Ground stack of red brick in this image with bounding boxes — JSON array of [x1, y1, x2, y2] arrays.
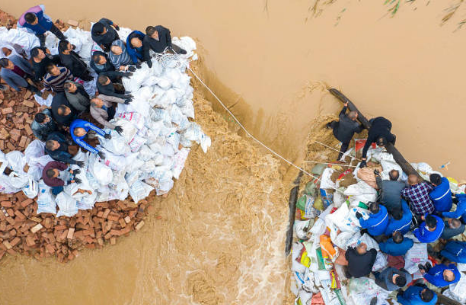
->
[[0, 10, 154, 263]]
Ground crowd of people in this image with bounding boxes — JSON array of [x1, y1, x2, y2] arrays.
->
[[326, 103, 465, 304], [0, 4, 186, 195]]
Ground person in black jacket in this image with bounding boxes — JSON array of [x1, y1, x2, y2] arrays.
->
[[345, 243, 377, 278], [45, 131, 84, 166], [30, 46, 61, 81], [96, 72, 133, 101], [58, 40, 93, 81], [90, 51, 115, 74], [327, 102, 364, 160], [51, 93, 79, 126], [143, 25, 186, 68], [91, 18, 120, 52], [360, 117, 396, 168]]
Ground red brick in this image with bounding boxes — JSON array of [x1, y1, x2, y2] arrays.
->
[[1, 107, 12, 114], [135, 221, 145, 231], [10, 237, 21, 247], [14, 210, 26, 220], [2, 241, 12, 250], [24, 124, 33, 136], [19, 136, 27, 148], [0, 201, 12, 208], [102, 209, 111, 219], [20, 198, 33, 208], [45, 244, 55, 254], [66, 228, 75, 239], [124, 216, 131, 224]]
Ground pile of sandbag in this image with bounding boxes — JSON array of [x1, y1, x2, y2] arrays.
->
[[291, 145, 466, 305], [0, 25, 211, 218]]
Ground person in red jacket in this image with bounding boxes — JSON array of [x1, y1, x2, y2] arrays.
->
[[42, 161, 81, 195]]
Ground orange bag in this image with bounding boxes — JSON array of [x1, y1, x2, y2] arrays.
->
[[320, 235, 336, 260]]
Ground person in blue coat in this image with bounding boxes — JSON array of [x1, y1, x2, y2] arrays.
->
[[385, 200, 412, 236], [126, 31, 146, 64], [429, 174, 453, 213], [380, 231, 414, 256], [17, 5, 66, 47], [356, 202, 389, 237], [414, 215, 444, 243], [396, 284, 437, 305], [70, 119, 110, 157], [0, 56, 39, 93], [443, 194, 466, 223], [419, 263, 461, 287], [440, 241, 466, 263]]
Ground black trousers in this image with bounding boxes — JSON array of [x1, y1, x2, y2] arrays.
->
[[330, 121, 350, 160], [36, 24, 66, 47]]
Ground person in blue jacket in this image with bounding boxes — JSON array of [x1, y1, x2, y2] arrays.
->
[[70, 119, 110, 157], [414, 215, 444, 243], [356, 202, 389, 237], [429, 174, 453, 213], [385, 200, 412, 236], [440, 241, 466, 263], [419, 262, 461, 287], [396, 284, 437, 305], [17, 5, 66, 47], [380, 231, 414, 256], [443, 194, 466, 223], [126, 31, 146, 64]]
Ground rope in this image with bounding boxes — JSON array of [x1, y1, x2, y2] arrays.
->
[[302, 160, 358, 168], [311, 140, 362, 162], [159, 51, 348, 193]]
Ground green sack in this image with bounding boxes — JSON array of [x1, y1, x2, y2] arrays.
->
[[297, 194, 310, 211], [304, 181, 318, 197], [311, 163, 327, 176], [358, 202, 368, 209], [316, 247, 326, 270]]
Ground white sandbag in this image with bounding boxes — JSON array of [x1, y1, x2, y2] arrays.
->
[[349, 277, 390, 305], [443, 275, 466, 303], [172, 148, 190, 179], [295, 220, 311, 240], [22, 178, 38, 199], [8, 172, 29, 189], [372, 252, 388, 272], [320, 168, 336, 190], [116, 112, 146, 130], [100, 130, 131, 156], [56, 192, 78, 217], [36, 180, 57, 214], [90, 156, 113, 186], [6, 151, 26, 173], [344, 181, 378, 204], [129, 180, 154, 203], [404, 242, 428, 274], [182, 122, 211, 153], [111, 118, 138, 143]]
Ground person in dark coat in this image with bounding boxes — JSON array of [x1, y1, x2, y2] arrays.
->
[[64, 81, 90, 112], [45, 132, 84, 166], [91, 18, 120, 52], [42, 160, 81, 195], [31, 109, 58, 141], [385, 200, 412, 236], [96, 72, 133, 101], [419, 262, 461, 287], [414, 214, 445, 243], [90, 51, 115, 74], [374, 267, 412, 291], [360, 117, 396, 167], [30, 47, 61, 81], [0, 56, 39, 93], [440, 218, 465, 240], [327, 102, 364, 160], [396, 284, 437, 305], [126, 30, 145, 64], [58, 40, 93, 81], [345, 243, 377, 278], [17, 5, 66, 47], [51, 93, 79, 126], [143, 25, 186, 68], [379, 231, 414, 257], [375, 169, 405, 213]]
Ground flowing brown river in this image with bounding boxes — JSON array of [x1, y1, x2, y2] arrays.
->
[[1, 0, 466, 304]]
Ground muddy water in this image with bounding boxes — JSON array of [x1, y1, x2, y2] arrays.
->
[[1, 0, 466, 304]]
